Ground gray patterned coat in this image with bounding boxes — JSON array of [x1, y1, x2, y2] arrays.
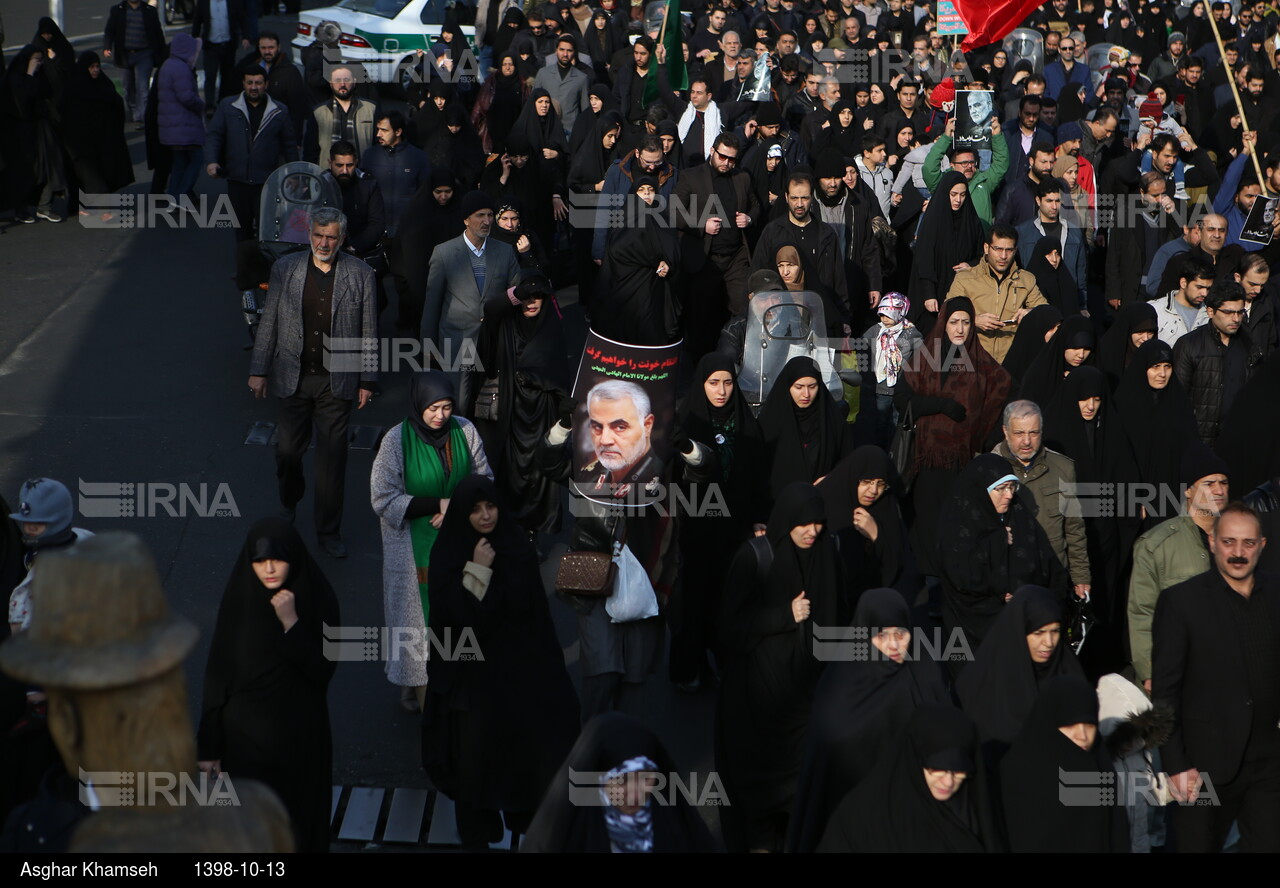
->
[[370, 419, 492, 687]]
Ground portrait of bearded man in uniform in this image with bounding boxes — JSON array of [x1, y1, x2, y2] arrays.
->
[[581, 379, 665, 497]]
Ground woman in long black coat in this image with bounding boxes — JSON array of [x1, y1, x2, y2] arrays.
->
[[936, 455, 1067, 660], [197, 518, 339, 852], [473, 275, 572, 534], [789, 587, 949, 852], [522, 712, 717, 852], [423, 475, 579, 849], [669, 352, 769, 689], [594, 176, 681, 344], [716, 482, 845, 852]]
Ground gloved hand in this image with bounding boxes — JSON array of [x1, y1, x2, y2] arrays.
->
[[940, 399, 967, 423]]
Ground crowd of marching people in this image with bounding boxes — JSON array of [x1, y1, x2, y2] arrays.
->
[[5, 0, 1280, 856]]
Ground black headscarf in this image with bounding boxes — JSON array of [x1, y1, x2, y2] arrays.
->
[[513, 87, 570, 157], [936, 456, 1067, 652], [568, 108, 623, 192], [492, 6, 526, 60], [817, 704, 998, 852], [759, 356, 848, 500], [1017, 314, 1095, 408], [1025, 235, 1080, 317], [198, 518, 339, 754], [677, 352, 760, 480], [1044, 366, 1136, 484], [823, 98, 860, 158], [1097, 300, 1158, 390], [789, 588, 949, 852], [816, 445, 908, 591], [408, 370, 457, 450], [1113, 338, 1198, 500], [1001, 304, 1063, 392], [907, 170, 985, 322], [956, 585, 1083, 744], [522, 712, 718, 852], [1001, 674, 1129, 852], [1056, 82, 1088, 124], [569, 82, 620, 154]]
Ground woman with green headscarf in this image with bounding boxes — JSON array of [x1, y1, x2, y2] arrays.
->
[[372, 371, 492, 713]]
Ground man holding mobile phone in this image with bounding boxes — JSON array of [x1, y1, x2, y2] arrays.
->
[[945, 223, 1047, 363]]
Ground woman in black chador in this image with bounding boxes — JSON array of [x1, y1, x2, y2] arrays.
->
[[1113, 338, 1198, 528], [521, 712, 716, 852], [669, 352, 768, 690], [789, 587, 949, 852], [817, 703, 1000, 852], [957, 585, 1083, 766], [474, 275, 571, 534], [594, 175, 681, 345], [422, 475, 579, 849], [816, 444, 918, 607], [935, 455, 1066, 660], [716, 482, 845, 853], [759, 355, 850, 504], [1001, 674, 1129, 852], [1044, 366, 1141, 676], [197, 518, 339, 852]]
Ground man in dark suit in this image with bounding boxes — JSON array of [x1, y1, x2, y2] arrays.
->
[[102, 0, 166, 124], [421, 191, 522, 414], [671, 132, 761, 359], [1153, 501, 1280, 852], [248, 208, 378, 558]]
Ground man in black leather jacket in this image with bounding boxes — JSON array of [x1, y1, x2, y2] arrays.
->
[[1173, 280, 1264, 446]]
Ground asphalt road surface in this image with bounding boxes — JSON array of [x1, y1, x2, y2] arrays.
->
[[0, 86, 718, 852]]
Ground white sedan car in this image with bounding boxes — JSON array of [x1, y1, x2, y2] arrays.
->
[[293, 0, 476, 87]]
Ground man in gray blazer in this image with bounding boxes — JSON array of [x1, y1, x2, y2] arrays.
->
[[249, 207, 378, 558], [421, 191, 521, 414]]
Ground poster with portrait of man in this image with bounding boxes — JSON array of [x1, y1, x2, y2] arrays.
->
[[571, 331, 681, 507], [954, 90, 995, 152], [1240, 195, 1279, 246]]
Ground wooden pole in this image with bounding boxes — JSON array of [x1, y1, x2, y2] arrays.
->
[[1207, 11, 1272, 195]]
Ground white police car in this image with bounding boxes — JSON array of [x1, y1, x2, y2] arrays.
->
[[293, 0, 476, 86]]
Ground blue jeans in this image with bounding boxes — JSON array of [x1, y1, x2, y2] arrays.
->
[[119, 49, 155, 122], [169, 147, 203, 200], [477, 45, 493, 79]]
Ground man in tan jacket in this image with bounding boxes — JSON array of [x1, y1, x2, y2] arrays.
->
[[945, 223, 1047, 362]]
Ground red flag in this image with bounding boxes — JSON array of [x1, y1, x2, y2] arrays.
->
[[955, 0, 1045, 50]]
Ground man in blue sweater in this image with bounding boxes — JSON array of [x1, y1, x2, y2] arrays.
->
[[361, 110, 432, 332]]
